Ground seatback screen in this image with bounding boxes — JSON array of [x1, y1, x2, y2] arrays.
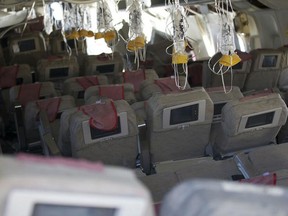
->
[[18, 39, 36, 52], [96, 64, 115, 74], [245, 111, 274, 128], [33, 204, 116, 216], [170, 104, 199, 125], [49, 67, 69, 78], [261, 55, 278, 68]]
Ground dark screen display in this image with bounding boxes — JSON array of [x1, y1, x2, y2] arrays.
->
[[18, 39, 36, 52], [213, 103, 226, 116], [261, 55, 278, 68], [245, 111, 274, 129], [170, 104, 199, 125], [33, 203, 116, 216], [61, 39, 75, 51], [96, 64, 115, 74], [90, 116, 121, 139], [49, 67, 69, 78]]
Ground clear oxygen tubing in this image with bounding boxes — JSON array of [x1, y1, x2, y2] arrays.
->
[[95, 0, 119, 52], [208, 0, 240, 94], [126, 0, 146, 70], [166, 0, 189, 90]]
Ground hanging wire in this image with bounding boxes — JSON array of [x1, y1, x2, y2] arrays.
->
[[95, 0, 119, 52], [165, 0, 189, 90], [126, 0, 146, 70], [208, 0, 241, 93]]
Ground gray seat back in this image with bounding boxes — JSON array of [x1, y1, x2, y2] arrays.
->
[[146, 87, 213, 163], [212, 93, 288, 156], [69, 100, 139, 168], [244, 49, 283, 91]]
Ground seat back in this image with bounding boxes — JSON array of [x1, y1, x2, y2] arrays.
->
[[0, 155, 154, 216], [0, 64, 32, 124], [83, 52, 124, 83], [206, 51, 252, 90], [115, 69, 159, 101], [8, 32, 47, 68], [206, 86, 243, 122], [63, 75, 109, 105], [69, 100, 139, 168], [84, 83, 136, 105], [24, 95, 76, 143], [243, 49, 283, 91], [212, 93, 288, 156], [36, 55, 79, 92], [140, 76, 190, 101], [9, 82, 57, 107], [146, 88, 213, 163], [160, 180, 288, 216]]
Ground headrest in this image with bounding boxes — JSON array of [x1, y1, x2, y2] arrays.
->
[[123, 69, 146, 92], [99, 85, 125, 100], [235, 49, 252, 62], [76, 76, 99, 90], [239, 91, 274, 102], [36, 97, 61, 122], [0, 65, 19, 88], [154, 77, 180, 94], [79, 100, 118, 130], [17, 83, 42, 106]]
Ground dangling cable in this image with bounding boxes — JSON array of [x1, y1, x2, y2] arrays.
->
[[209, 0, 241, 93], [95, 0, 118, 53], [126, 0, 146, 70], [166, 0, 189, 90]]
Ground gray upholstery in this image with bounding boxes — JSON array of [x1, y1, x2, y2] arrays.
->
[[9, 82, 58, 105], [206, 86, 243, 106], [83, 52, 124, 83], [146, 87, 213, 163], [235, 143, 288, 176], [8, 32, 47, 68], [206, 86, 244, 150], [114, 69, 159, 101], [140, 76, 190, 101], [36, 55, 79, 82], [24, 95, 76, 143], [57, 107, 78, 156], [243, 49, 283, 91], [84, 83, 136, 105], [69, 100, 139, 168], [212, 93, 288, 156], [63, 75, 109, 106]]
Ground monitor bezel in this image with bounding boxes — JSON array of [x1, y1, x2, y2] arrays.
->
[[258, 53, 282, 70], [162, 100, 206, 129], [238, 107, 282, 133], [11, 37, 41, 54], [4, 189, 146, 216], [82, 112, 128, 144]]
